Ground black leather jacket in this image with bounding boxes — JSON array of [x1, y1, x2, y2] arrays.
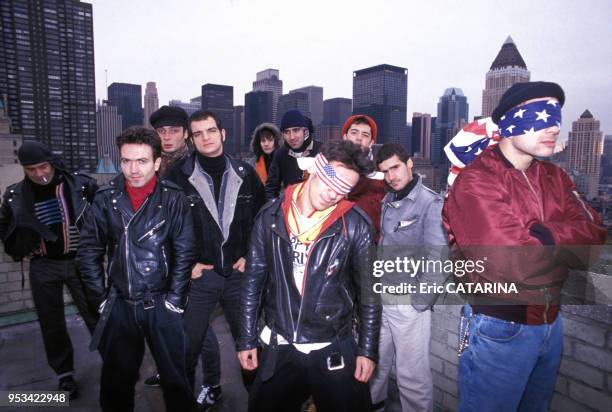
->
[[76, 174, 197, 309], [0, 168, 97, 261], [164, 152, 264, 276], [237, 189, 381, 361]]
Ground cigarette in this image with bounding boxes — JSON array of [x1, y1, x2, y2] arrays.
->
[[42, 176, 48, 183]]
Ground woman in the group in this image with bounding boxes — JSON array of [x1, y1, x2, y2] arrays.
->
[[250, 122, 281, 183]]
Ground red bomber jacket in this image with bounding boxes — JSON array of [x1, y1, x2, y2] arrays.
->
[[443, 145, 607, 324]]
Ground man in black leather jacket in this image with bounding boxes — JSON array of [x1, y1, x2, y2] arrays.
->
[[238, 140, 381, 412], [163, 110, 265, 402], [0, 141, 98, 399], [77, 127, 197, 412]]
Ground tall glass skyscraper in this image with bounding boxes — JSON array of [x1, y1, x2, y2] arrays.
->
[[352, 64, 408, 146], [0, 0, 97, 171]]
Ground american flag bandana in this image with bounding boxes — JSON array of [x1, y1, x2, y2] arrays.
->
[[444, 118, 501, 186], [498, 99, 562, 138], [314, 153, 353, 195]]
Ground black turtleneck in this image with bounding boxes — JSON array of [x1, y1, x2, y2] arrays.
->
[[197, 152, 226, 202], [391, 174, 419, 201]]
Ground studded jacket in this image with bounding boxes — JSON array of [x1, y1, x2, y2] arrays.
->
[[238, 184, 382, 361], [0, 168, 97, 261], [76, 174, 197, 309]]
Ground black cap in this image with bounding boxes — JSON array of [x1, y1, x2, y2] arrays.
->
[[280, 109, 308, 131], [492, 81, 565, 124], [17, 141, 53, 166], [149, 105, 188, 129]]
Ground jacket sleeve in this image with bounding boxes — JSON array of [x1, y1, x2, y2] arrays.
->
[[237, 210, 268, 351], [0, 191, 12, 242], [76, 193, 108, 306], [166, 193, 197, 309], [264, 154, 282, 201], [534, 170, 606, 269], [351, 218, 381, 362]]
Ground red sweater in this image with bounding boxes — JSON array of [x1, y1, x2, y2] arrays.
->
[[126, 176, 157, 212]]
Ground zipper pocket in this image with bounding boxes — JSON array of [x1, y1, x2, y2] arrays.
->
[[137, 219, 166, 242]]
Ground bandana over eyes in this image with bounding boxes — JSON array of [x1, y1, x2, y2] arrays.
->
[[314, 153, 353, 195], [498, 99, 562, 138]]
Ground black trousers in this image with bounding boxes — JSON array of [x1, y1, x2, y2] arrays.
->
[[98, 296, 195, 412], [249, 336, 373, 412], [183, 269, 242, 389], [29, 257, 97, 376]]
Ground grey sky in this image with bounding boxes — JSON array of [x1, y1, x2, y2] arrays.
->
[[89, 0, 612, 138]]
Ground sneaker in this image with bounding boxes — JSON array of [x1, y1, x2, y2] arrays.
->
[[196, 385, 223, 411], [144, 373, 161, 387], [58, 376, 79, 400]]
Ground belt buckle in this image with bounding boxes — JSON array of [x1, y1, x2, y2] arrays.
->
[[143, 298, 155, 310], [326, 352, 345, 371]]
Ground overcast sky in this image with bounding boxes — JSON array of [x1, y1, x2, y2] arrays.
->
[[89, 0, 612, 139]]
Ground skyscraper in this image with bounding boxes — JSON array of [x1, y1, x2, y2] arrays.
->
[[433, 88, 469, 190], [108, 83, 143, 130], [245, 90, 274, 147], [411, 112, 433, 160], [253, 69, 283, 124], [277, 92, 310, 128], [323, 98, 352, 126], [169, 97, 201, 116], [352, 64, 408, 146], [567, 110, 603, 199], [601, 135, 612, 185], [143, 82, 159, 128], [481, 36, 530, 117], [233, 105, 245, 154], [0, 0, 97, 171], [0, 95, 22, 165], [96, 101, 122, 172], [319, 98, 352, 142], [201, 84, 234, 153], [290, 86, 324, 126]]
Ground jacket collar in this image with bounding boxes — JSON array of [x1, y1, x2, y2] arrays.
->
[[280, 183, 354, 242], [180, 151, 249, 179], [383, 175, 423, 205]]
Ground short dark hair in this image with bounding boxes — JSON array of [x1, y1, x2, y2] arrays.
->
[[320, 140, 373, 177], [116, 126, 161, 159], [349, 115, 372, 128], [189, 110, 223, 132], [375, 143, 410, 166]]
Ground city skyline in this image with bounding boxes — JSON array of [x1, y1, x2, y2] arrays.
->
[[88, 0, 612, 140]]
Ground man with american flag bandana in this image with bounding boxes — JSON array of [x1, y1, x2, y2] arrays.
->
[[237, 140, 382, 412]]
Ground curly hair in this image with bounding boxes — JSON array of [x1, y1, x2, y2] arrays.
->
[[320, 140, 374, 177]]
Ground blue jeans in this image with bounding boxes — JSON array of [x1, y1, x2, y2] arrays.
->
[[458, 305, 563, 412]]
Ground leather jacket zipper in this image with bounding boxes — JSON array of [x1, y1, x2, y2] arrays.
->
[[121, 198, 150, 299], [521, 171, 544, 221], [137, 219, 166, 242], [161, 245, 168, 278], [75, 202, 89, 227]]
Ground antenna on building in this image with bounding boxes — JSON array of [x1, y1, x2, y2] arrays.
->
[[105, 69, 108, 98]]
